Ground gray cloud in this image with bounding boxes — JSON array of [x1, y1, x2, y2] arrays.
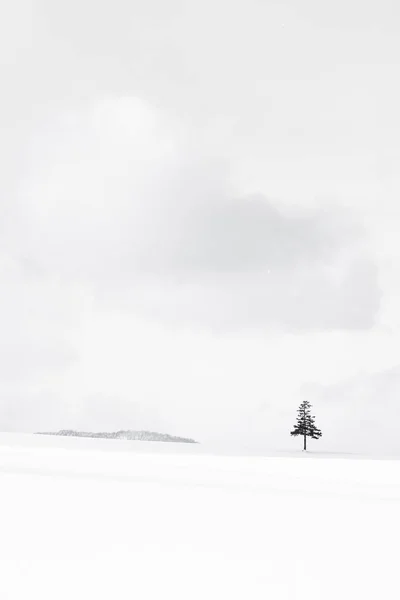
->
[[0, 385, 163, 434], [133, 193, 351, 275], [310, 365, 400, 408], [0, 391, 65, 433], [302, 365, 400, 454], [0, 255, 79, 383], [71, 393, 168, 434], [0, 0, 398, 445], [2, 98, 380, 333]]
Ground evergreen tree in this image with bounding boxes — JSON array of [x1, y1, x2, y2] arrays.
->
[[290, 400, 322, 451]]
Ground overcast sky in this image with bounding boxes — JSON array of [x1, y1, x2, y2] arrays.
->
[[1, 0, 400, 453]]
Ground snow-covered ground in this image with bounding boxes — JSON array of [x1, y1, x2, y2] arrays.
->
[[0, 433, 399, 599]]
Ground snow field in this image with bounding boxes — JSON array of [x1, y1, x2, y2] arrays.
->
[[0, 434, 399, 599]]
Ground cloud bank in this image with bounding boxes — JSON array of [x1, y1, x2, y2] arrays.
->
[[4, 96, 380, 333], [305, 365, 400, 454]]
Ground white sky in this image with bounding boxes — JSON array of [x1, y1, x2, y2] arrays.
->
[[1, 0, 400, 452]]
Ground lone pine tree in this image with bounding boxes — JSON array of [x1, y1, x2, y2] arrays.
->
[[290, 400, 322, 451]]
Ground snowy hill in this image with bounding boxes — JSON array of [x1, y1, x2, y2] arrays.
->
[[37, 429, 197, 443], [0, 433, 399, 599]]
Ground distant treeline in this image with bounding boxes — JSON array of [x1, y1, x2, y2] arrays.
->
[[36, 429, 198, 444]]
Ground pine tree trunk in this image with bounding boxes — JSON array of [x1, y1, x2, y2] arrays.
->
[[303, 433, 307, 451]]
